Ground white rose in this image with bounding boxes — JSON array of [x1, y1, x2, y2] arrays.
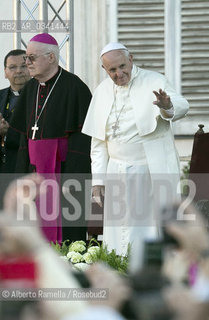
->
[[70, 252, 84, 264], [69, 241, 86, 253], [83, 252, 94, 264], [67, 251, 77, 259], [87, 246, 100, 255], [73, 263, 89, 272]]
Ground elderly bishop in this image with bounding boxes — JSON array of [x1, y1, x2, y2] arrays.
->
[[10, 33, 92, 244]]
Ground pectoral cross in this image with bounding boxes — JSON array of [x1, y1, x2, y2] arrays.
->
[[112, 123, 119, 138], [31, 123, 39, 140]]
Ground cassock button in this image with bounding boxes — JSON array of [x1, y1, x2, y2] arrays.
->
[[38, 105, 41, 109]]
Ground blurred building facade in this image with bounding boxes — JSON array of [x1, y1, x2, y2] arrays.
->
[[77, 0, 209, 165], [0, 0, 208, 164]]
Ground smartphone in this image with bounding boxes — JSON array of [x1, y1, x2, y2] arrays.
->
[[143, 240, 164, 267], [161, 204, 182, 248]]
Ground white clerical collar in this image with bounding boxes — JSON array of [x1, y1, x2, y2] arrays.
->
[[13, 91, 20, 96], [10, 89, 20, 96], [129, 64, 139, 83], [40, 82, 46, 86]]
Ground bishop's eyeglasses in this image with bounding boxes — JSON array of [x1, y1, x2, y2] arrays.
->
[[23, 52, 51, 63]]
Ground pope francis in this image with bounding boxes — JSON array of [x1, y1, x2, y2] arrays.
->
[[82, 42, 189, 256]]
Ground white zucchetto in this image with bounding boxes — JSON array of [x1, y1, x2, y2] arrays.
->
[[100, 42, 128, 57]]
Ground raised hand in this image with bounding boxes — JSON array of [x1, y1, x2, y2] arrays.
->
[[153, 88, 172, 110]]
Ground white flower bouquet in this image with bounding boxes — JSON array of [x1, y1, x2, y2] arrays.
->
[[64, 240, 100, 271], [52, 239, 130, 274]]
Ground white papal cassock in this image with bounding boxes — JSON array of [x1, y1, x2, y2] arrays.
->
[[82, 64, 189, 257]]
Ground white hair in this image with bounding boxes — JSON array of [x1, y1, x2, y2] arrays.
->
[[30, 42, 60, 62], [45, 43, 60, 62]]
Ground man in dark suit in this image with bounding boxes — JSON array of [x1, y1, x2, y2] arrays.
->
[[0, 49, 30, 173]]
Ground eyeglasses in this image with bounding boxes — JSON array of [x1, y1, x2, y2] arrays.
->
[[6, 65, 28, 71], [23, 52, 51, 63]]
